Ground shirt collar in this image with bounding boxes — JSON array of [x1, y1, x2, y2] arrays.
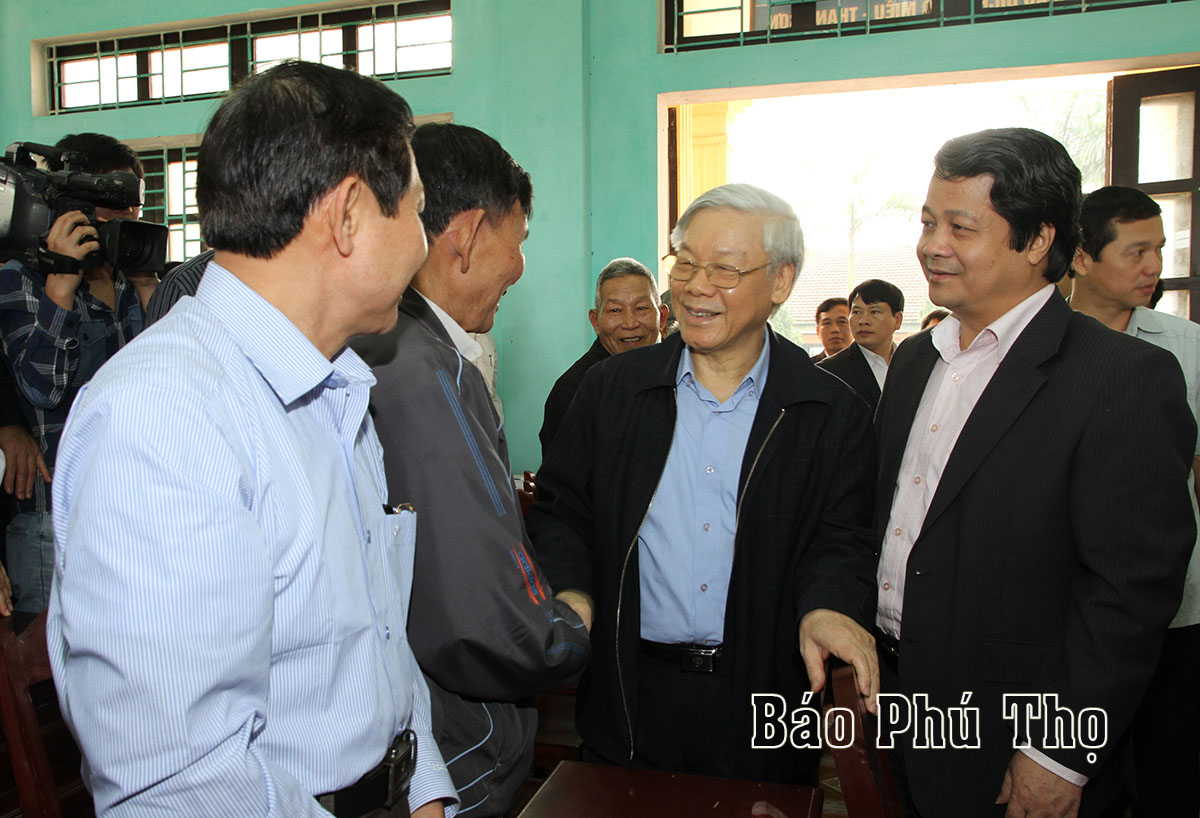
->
[[1125, 305, 1166, 337], [932, 284, 1056, 363], [196, 260, 375, 406], [675, 325, 771, 397], [858, 343, 891, 367], [412, 288, 483, 364]]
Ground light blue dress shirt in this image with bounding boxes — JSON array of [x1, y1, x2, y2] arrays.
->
[[1126, 305, 1200, 628], [639, 328, 770, 644], [47, 262, 456, 817]]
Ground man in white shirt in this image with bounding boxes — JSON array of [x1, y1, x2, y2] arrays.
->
[[874, 128, 1195, 818], [1068, 184, 1200, 818], [817, 278, 903, 412]]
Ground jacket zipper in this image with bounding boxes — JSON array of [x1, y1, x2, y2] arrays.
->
[[615, 497, 654, 764], [614, 391, 675, 764], [736, 408, 785, 528]]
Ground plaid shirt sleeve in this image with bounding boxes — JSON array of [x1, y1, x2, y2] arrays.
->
[[0, 261, 81, 411]]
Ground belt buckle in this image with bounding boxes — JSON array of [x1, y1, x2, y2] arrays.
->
[[383, 729, 416, 809], [874, 629, 900, 659], [681, 645, 719, 673]]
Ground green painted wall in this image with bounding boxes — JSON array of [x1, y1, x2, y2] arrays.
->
[[3, 0, 1198, 469]]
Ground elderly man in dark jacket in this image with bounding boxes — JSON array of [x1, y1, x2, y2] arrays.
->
[[527, 183, 878, 784], [353, 123, 590, 817]]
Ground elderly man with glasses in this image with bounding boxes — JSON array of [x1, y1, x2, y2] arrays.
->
[[527, 183, 879, 785]]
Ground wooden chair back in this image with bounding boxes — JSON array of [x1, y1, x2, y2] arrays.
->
[[517, 470, 538, 518], [826, 662, 904, 818], [0, 611, 91, 818]]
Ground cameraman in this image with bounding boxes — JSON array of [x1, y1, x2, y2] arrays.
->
[[0, 132, 157, 613]]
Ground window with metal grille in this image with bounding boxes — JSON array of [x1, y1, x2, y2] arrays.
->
[[138, 146, 205, 263], [663, 0, 1194, 51], [45, 1, 451, 114]]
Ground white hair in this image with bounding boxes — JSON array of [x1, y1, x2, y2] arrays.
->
[[669, 183, 804, 275], [593, 257, 661, 310]]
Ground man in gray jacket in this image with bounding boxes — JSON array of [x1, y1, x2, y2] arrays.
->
[[351, 123, 590, 817]]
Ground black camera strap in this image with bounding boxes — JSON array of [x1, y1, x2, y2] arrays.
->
[[35, 244, 84, 277]]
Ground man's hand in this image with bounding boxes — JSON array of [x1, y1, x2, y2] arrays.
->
[[412, 799, 446, 818], [996, 751, 1081, 818], [43, 210, 96, 309], [797, 608, 878, 713], [555, 589, 594, 632], [0, 425, 50, 500]]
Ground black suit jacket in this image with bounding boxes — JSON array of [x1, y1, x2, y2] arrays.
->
[[539, 338, 610, 456], [874, 294, 1196, 816], [817, 342, 881, 412]]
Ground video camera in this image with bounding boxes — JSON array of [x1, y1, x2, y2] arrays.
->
[[0, 141, 167, 274]]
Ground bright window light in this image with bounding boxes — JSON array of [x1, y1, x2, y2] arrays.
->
[[59, 54, 138, 108], [359, 14, 451, 76]]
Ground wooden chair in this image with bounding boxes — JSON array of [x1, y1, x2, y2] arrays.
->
[[0, 611, 91, 818], [826, 662, 904, 818]]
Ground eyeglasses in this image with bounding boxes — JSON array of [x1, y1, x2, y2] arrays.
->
[[664, 254, 770, 289]]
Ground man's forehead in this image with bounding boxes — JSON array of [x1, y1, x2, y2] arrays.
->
[[923, 173, 996, 213], [601, 275, 656, 301], [1111, 215, 1165, 241], [680, 207, 763, 255]]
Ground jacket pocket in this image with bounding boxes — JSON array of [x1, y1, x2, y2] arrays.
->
[[981, 639, 1052, 685]]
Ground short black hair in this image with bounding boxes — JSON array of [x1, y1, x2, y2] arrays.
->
[[934, 128, 1082, 283], [50, 133, 143, 179], [411, 123, 532, 238], [848, 279, 904, 314], [1079, 186, 1161, 262], [197, 60, 416, 259], [815, 297, 848, 322], [920, 309, 950, 330]]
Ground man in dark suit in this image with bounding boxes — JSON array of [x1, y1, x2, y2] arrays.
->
[[818, 278, 903, 411], [811, 296, 850, 362], [874, 128, 1196, 818]]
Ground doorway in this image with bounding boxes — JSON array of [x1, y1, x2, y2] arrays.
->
[[663, 64, 1199, 351]]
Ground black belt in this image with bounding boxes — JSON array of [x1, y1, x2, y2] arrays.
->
[[640, 640, 722, 672], [320, 730, 415, 818], [875, 628, 900, 671]]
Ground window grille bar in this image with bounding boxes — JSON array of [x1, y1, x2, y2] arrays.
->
[[46, 1, 451, 115], [665, 0, 1189, 50]]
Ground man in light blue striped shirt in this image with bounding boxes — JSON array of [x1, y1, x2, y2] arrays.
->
[[1069, 185, 1200, 818], [47, 61, 456, 818]]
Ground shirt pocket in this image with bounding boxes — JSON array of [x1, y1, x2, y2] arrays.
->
[[386, 506, 418, 618]]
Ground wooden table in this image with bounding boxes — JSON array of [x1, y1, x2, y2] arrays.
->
[[516, 761, 823, 818]]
